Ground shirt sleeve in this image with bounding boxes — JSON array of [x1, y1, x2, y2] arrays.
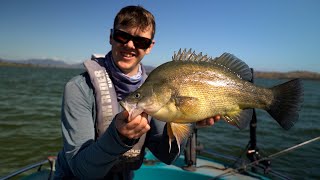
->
[[146, 118, 185, 164], [60, 74, 135, 179]]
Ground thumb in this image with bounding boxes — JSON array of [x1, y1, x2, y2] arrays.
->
[[116, 110, 129, 123]]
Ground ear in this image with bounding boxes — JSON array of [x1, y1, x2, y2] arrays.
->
[[109, 29, 112, 45], [145, 40, 155, 54]]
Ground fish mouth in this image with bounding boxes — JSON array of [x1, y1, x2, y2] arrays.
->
[[120, 101, 144, 120], [119, 101, 129, 110]]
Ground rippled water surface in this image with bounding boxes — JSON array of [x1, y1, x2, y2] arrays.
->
[[0, 66, 319, 179]]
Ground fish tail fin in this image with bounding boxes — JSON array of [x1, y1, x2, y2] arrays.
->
[[267, 79, 304, 130]]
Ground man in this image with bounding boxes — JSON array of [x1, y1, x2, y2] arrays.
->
[[54, 5, 219, 179]]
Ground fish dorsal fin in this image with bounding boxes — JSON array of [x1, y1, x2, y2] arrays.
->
[[213, 53, 252, 81], [172, 48, 214, 62], [172, 49, 252, 81]]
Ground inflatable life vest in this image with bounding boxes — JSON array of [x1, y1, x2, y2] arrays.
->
[[83, 54, 146, 170]]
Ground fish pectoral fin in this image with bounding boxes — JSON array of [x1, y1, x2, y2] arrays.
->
[[175, 96, 198, 107], [223, 109, 253, 129], [167, 122, 192, 153], [174, 96, 199, 114]]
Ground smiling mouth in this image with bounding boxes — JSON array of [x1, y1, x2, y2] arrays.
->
[[121, 52, 135, 58]]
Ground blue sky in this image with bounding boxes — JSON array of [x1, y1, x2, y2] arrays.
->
[[1, 0, 320, 72]]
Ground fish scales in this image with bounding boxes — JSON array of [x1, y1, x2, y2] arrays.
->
[[147, 60, 272, 120]]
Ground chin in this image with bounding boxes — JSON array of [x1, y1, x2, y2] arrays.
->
[[118, 62, 133, 70]]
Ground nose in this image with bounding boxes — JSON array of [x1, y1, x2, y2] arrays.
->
[[125, 40, 135, 49]]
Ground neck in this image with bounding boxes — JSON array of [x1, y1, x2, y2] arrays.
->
[[123, 66, 140, 77], [109, 57, 142, 80], [104, 52, 147, 100]]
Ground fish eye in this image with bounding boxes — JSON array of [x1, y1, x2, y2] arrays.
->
[[134, 93, 141, 99]]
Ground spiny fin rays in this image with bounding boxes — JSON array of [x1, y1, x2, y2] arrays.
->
[[172, 48, 252, 81], [172, 48, 214, 62]]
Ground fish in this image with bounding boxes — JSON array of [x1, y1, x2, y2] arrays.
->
[[120, 48, 304, 152]]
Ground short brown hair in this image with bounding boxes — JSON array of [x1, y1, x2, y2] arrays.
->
[[114, 6, 156, 39]]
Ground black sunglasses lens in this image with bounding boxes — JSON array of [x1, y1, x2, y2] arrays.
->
[[133, 37, 152, 49], [113, 30, 130, 44], [113, 29, 152, 49]]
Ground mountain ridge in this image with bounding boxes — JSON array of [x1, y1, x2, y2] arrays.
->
[[0, 58, 155, 73], [1, 58, 319, 80]]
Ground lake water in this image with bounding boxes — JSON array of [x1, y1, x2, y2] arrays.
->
[[0, 66, 319, 179]]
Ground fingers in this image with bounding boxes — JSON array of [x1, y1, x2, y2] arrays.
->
[[196, 115, 221, 128], [116, 110, 129, 122], [115, 111, 150, 139], [196, 119, 206, 127], [126, 113, 150, 139], [213, 115, 221, 121], [196, 117, 213, 127], [206, 117, 215, 126]]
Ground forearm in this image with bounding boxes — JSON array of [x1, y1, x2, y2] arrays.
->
[[67, 121, 134, 179]]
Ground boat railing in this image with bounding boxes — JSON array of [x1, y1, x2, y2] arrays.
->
[[0, 156, 56, 180]]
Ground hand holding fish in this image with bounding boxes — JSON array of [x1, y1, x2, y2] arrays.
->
[[115, 110, 150, 140], [196, 115, 221, 128]]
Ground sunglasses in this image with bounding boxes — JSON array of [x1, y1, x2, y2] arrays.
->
[[111, 29, 153, 49]]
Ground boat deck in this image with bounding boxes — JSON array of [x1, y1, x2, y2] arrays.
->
[[134, 151, 270, 180], [2, 151, 271, 180]]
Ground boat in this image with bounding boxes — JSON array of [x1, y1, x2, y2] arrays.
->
[[0, 127, 287, 180], [0, 144, 273, 180], [1, 109, 291, 180], [0, 70, 292, 180]]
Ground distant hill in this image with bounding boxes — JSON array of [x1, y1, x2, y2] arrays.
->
[[0, 57, 154, 72], [1, 58, 320, 80], [255, 71, 320, 80], [0, 58, 84, 69], [144, 65, 154, 74]]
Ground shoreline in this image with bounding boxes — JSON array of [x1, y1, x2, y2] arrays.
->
[[1, 62, 320, 80], [254, 71, 320, 80]]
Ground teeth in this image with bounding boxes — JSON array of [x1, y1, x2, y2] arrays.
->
[[122, 52, 133, 57]]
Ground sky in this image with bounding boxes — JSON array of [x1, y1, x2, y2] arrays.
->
[[1, 0, 320, 72]]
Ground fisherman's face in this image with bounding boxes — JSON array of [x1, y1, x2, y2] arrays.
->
[[110, 25, 154, 77]]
